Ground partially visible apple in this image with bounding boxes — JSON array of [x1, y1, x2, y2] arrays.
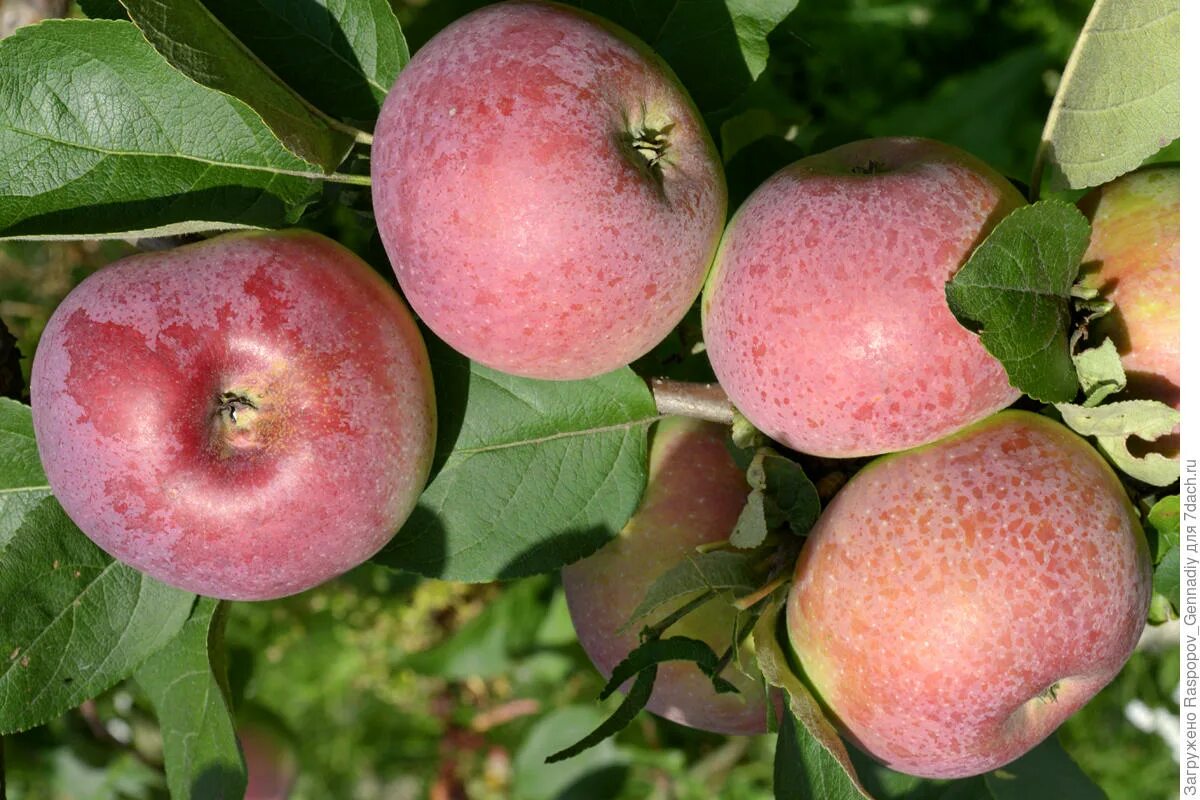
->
[[1078, 165, 1180, 407], [787, 411, 1150, 778], [702, 137, 1023, 458], [372, 0, 726, 380], [562, 417, 772, 734], [31, 231, 436, 601], [240, 723, 297, 800]]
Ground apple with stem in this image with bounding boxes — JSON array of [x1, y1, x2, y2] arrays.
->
[[787, 411, 1150, 778], [702, 137, 1023, 458], [31, 231, 436, 601], [372, 0, 726, 380], [562, 417, 772, 734]]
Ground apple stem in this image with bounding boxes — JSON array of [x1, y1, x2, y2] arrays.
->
[[648, 378, 734, 425], [850, 159, 886, 175]]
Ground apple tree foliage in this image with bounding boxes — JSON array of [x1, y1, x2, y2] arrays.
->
[[0, 0, 1181, 797]]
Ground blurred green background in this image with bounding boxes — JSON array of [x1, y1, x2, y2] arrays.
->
[[0, 1, 1179, 798]]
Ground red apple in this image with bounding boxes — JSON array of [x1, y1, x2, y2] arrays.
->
[[702, 137, 1023, 458], [30, 231, 436, 601], [787, 411, 1150, 778], [1078, 165, 1180, 407], [371, 0, 726, 380], [562, 417, 771, 734]]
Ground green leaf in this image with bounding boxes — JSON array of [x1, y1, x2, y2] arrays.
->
[[545, 666, 656, 764], [1056, 400, 1179, 486], [754, 603, 873, 799], [0, 399, 48, 549], [373, 345, 657, 582], [1147, 495, 1180, 565], [731, 490, 771, 548], [0, 498, 194, 733], [1073, 338, 1126, 407], [600, 636, 738, 699], [985, 735, 1105, 800], [1037, 0, 1180, 192], [0, 20, 321, 240], [945, 200, 1092, 403], [753, 450, 820, 536], [204, 0, 408, 128], [623, 550, 761, 627], [575, 0, 799, 112], [1147, 496, 1180, 610], [731, 450, 818, 547], [776, 708, 870, 800], [135, 598, 246, 800], [120, 0, 353, 171]]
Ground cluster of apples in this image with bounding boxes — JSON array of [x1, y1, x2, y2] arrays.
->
[[27, 0, 1177, 781]]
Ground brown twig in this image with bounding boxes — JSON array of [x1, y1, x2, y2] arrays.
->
[[648, 378, 734, 425]]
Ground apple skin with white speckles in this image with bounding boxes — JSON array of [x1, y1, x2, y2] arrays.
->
[[1078, 166, 1180, 409], [30, 231, 436, 601], [562, 417, 772, 734], [371, 0, 726, 380], [787, 411, 1150, 779], [702, 137, 1023, 458]]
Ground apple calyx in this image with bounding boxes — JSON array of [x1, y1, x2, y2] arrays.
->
[[209, 389, 279, 459], [218, 391, 258, 424], [629, 122, 674, 169], [1035, 681, 1061, 704]]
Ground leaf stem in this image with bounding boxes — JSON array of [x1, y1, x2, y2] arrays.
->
[[323, 172, 372, 187], [648, 378, 734, 425], [712, 600, 765, 677], [641, 590, 717, 640], [325, 116, 374, 147]]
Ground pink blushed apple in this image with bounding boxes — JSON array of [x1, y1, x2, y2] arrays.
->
[[1078, 165, 1180, 408], [702, 137, 1023, 458], [562, 417, 772, 734], [31, 231, 436, 601], [787, 411, 1150, 778], [371, 0, 726, 380], [240, 723, 298, 800]]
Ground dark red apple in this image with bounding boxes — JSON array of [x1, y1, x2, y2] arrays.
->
[[31, 231, 436, 600]]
